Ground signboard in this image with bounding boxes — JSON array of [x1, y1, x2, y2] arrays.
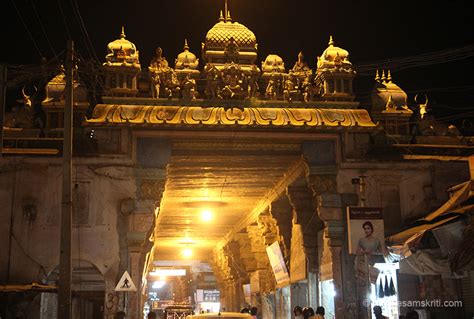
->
[[266, 241, 290, 287], [202, 289, 220, 302], [115, 270, 137, 292], [347, 207, 384, 255]]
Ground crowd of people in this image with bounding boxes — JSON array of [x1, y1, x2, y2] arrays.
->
[[293, 306, 325, 319]]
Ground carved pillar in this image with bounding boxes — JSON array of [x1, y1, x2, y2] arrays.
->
[[123, 138, 171, 319], [242, 225, 272, 319], [302, 140, 349, 318]]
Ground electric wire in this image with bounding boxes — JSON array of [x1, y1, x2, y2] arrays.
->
[[10, 0, 45, 60], [57, 0, 72, 39], [70, 0, 99, 62], [30, 0, 58, 58]]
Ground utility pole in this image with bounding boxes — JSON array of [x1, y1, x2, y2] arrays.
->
[[0, 64, 6, 156], [58, 40, 74, 319]]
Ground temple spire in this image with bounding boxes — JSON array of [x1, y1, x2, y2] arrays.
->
[[375, 69, 380, 82], [227, 10, 232, 22], [328, 35, 335, 46], [184, 38, 189, 51], [120, 26, 126, 38], [225, 0, 228, 22], [387, 69, 392, 83], [219, 10, 224, 22]]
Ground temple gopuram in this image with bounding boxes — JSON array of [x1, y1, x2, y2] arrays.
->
[[1, 6, 473, 319]]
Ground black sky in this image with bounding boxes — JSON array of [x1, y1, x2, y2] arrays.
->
[[2, 0, 474, 127]]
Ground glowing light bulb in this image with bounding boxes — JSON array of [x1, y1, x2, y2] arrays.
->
[[201, 209, 213, 222], [182, 248, 193, 258]]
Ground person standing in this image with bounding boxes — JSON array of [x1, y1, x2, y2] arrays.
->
[[293, 306, 303, 318], [315, 306, 325, 319], [373, 306, 388, 319]]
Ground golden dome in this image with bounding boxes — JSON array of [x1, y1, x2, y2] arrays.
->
[[317, 36, 351, 68], [175, 39, 199, 70], [105, 26, 140, 67], [205, 12, 257, 49]]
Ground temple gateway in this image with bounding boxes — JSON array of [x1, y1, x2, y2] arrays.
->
[[1, 6, 473, 319]]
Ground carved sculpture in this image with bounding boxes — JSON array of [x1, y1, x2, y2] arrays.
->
[[219, 64, 244, 99], [283, 74, 301, 102], [149, 47, 170, 98], [204, 64, 221, 99], [181, 74, 197, 100], [265, 75, 278, 100]]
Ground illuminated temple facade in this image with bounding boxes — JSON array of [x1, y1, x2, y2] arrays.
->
[[1, 8, 473, 319]]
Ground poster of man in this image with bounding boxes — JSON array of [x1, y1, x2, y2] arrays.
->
[[347, 207, 385, 255]]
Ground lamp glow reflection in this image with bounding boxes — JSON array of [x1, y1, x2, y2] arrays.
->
[[201, 209, 213, 222], [152, 281, 166, 289], [182, 248, 193, 258]]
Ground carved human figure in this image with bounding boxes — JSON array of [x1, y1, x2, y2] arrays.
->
[[151, 73, 161, 98], [205, 64, 221, 99], [283, 75, 300, 102], [181, 74, 197, 100], [220, 73, 243, 99], [265, 76, 278, 100], [150, 47, 169, 71]]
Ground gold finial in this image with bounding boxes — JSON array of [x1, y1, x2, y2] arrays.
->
[[328, 35, 335, 46], [381, 70, 386, 82], [387, 70, 392, 83], [227, 10, 232, 22], [375, 69, 380, 82], [120, 26, 126, 38], [219, 10, 224, 22], [184, 39, 189, 51], [224, 0, 228, 22]]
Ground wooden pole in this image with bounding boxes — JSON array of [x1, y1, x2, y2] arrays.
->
[[0, 64, 6, 156], [58, 40, 74, 319]]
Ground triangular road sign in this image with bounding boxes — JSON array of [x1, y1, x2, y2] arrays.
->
[[115, 270, 137, 292]]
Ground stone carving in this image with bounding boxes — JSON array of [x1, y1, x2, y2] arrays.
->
[[283, 74, 301, 102], [246, 66, 260, 99], [415, 94, 461, 136], [89, 104, 377, 129], [306, 174, 337, 195], [265, 75, 279, 100], [257, 213, 279, 246], [204, 64, 221, 99], [149, 47, 180, 98], [219, 63, 244, 99], [181, 74, 197, 100]]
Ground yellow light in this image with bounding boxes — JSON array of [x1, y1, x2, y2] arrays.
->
[[201, 209, 213, 222], [182, 248, 193, 258]]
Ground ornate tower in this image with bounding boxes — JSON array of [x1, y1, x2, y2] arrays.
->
[[371, 70, 412, 135], [315, 36, 356, 101], [103, 27, 141, 97], [202, 9, 259, 74], [174, 39, 200, 81]]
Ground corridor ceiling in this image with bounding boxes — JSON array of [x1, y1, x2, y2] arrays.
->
[[151, 136, 305, 263]]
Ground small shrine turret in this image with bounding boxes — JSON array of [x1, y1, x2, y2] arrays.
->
[[315, 36, 356, 101], [103, 27, 141, 97]]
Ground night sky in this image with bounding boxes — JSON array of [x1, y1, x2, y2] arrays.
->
[[2, 0, 474, 129]]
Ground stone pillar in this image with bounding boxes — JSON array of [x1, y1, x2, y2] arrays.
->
[[124, 138, 171, 319], [302, 140, 347, 318], [132, 75, 137, 90], [246, 225, 276, 319]]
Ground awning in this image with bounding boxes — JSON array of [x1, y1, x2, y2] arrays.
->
[[386, 180, 473, 245], [0, 283, 57, 293], [423, 181, 472, 222]]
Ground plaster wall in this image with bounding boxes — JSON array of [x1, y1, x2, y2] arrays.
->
[[0, 158, 136, 286]]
